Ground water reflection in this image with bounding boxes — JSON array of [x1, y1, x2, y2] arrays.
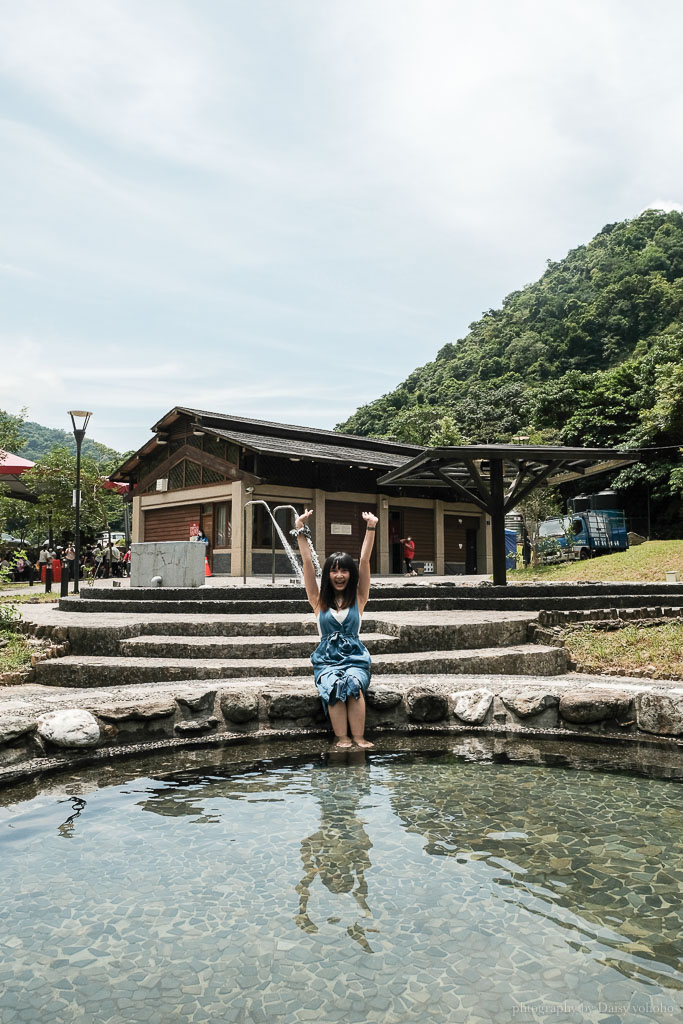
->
[[56, 796, 87, 839], [384, 755, 683, 987], [295, 749, 376, 951]]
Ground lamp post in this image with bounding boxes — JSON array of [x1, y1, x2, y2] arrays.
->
[[68, 410, 92, 594]]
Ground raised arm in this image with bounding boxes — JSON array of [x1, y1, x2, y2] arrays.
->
[[357, 511, 378, 613], [294, 508, 320, 611]]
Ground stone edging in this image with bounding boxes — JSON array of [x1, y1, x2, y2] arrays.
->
[[1, 720, 680, 791]]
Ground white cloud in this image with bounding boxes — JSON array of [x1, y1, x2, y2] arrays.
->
[[3, 1, 683, 453], [642, 199, 683, 214]]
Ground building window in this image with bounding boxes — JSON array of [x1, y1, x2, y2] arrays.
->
[[252, 504, 304, 549], [215, 503, 231, 548]]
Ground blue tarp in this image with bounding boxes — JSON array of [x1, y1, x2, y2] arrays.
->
[[505, 528, 517, 570]]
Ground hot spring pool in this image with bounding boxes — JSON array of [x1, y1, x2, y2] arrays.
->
[[1, 739, 681, 1024]]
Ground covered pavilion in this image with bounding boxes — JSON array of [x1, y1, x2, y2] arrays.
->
[[378, 445, 641, 585], [0, 451, 35, 501]]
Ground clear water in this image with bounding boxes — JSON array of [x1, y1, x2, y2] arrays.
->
[[1, 741, 681, 1024]]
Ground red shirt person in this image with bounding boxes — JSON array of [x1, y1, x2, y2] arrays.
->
[[400, 536, 416, 576]]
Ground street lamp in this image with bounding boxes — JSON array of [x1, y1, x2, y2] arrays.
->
[[68, 410, 92, 594]]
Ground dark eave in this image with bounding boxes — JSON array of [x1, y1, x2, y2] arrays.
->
[[153, 406, 423, 457], [203, 426, 413, 469], [378, 445, 642, 490]]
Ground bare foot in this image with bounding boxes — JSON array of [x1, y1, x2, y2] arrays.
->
[[334, 737, 353, 748], [353, 737, 374, 749]]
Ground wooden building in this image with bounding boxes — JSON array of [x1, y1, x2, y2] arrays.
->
[[111, 407, 492, 576]]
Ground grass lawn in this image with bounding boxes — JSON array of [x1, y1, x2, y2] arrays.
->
[[0, 630, 33, 674], [0, 592, 61, 604], [564, 621, 683, 679], [508, 540, 683, 583]]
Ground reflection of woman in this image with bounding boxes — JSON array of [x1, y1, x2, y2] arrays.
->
[[293, 508, 377, 748], [295, 756, 375, 952]]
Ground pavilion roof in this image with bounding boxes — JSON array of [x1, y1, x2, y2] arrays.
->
[[377, 444, 642, 514], [0, 451, 34, 475]]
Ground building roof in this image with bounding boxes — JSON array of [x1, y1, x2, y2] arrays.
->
[[111, 406, 423, 479], [204, 426, 414, 468], [377, 444, 643, 496], [0, 451, 34, 474]]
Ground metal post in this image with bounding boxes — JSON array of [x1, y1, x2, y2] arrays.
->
[[74, 433, 82, 593], [243, 503, 248, 585], [271, 527, 275, 585], [60, 560, 69, 597], [45, 563, 52, 593], [489, 458, 508, 587]]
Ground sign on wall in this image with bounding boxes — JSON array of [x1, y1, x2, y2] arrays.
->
[[189, 521, 200, 540], [330, 523, 352, 535]]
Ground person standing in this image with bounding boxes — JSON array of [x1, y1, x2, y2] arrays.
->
[[65, 543, 76, 580], [400, 535, 417, 576]]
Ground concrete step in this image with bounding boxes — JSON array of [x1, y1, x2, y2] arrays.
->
[[119, 632, 399, 659], [59, 593, 683, 614], [34, 644, 566, 688], [74, 582, 683, 602]]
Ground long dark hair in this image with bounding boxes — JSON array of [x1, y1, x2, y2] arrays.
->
[[318, 552, 358, 612]]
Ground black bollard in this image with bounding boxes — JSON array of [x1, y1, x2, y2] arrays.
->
[[45, 564, 52, 593], [60, 560, 69, 597]]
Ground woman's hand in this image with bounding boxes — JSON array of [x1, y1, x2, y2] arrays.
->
[[295, 508, 314, 529], [362, 511, 378, 528]]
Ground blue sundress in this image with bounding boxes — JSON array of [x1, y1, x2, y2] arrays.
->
[[311, 601, 371, 716]]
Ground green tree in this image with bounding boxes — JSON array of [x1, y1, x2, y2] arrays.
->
[[21, 446, 124, 541], [0, 408, 27, 458]]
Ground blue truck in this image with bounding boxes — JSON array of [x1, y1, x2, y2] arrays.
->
[[538, 509, 628, 563]]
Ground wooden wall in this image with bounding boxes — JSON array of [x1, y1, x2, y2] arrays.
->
[[444, 514, 480, 561], [401, 507, 435, 561], [143, 504, 201, 543], [325, 499, 377, 569]]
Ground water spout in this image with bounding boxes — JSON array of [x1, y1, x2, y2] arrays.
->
[[243, 500, 322, 584]]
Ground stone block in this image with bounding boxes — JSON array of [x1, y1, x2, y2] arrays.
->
[[636, 694, 683, 736], [267, 693, 321, 720], [37, 709, 101, 748], [97, 700, 177, 721], [130, 541, 206, 589], [366, 687, 403, 710], [452, 689, 494, 724], [500, 691, 559, 719], [176, 691, 216, 713], [175, 717, 219, 734], [559, 690, 632, 724], [220, 693, 259, 724], [406, 688, 449, 722], [0, 715, 37, 744]]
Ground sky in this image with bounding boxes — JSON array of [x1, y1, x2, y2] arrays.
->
[[1, 0, 683, 454]]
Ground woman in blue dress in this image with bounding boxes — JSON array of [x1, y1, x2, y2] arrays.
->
[[293, 508, 377, 748]]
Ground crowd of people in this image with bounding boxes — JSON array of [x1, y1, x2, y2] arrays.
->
[[0, 541, 132, 583]]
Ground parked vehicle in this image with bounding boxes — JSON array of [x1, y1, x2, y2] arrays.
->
[[538, 509, 628, 563]]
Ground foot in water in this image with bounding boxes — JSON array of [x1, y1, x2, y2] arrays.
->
[[353, 737, 374, 749], [334, 737, 353, 748]]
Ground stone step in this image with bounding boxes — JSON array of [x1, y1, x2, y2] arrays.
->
[[63, 616, 533, 657], [34, 644, 566, 688], [75, 582, 683, 601], [119, 632, 399, 659], [59, 592, 683, 614]]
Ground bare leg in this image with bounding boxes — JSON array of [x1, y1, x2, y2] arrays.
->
[[347, 694, 373, 748], [328, 702, 352, 747]]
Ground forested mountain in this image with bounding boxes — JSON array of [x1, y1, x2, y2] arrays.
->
[[338, 209, 683, 534], [17, 420, 121, 466]]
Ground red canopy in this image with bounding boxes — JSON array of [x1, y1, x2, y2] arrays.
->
[[0, 451, 34, 475]]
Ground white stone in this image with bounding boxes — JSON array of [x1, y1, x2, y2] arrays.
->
[[130, 541, 206, 588], [452, 688, 494, 724], [37, 709, 101, 748], [0, 715, 37, 744]]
